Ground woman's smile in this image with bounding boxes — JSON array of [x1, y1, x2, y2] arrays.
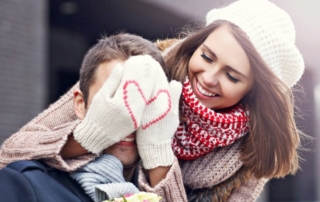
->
[[195, 78, 218, 97]]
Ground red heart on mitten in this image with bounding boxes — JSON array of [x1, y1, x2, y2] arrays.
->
[[142, 89, 172, 129], [123, 80, 172, 129]]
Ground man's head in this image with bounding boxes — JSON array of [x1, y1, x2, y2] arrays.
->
[[79, 33, 165, 107], [73, 33, 165, 167]]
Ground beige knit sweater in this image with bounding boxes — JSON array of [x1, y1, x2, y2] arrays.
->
[[0, 82, 267, 201]]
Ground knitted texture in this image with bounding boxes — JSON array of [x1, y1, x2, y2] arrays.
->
[[0, 82, 97, 172], [172, 78, 249, 160], [71, 154, 139, 202], [185, 166, 266, 202], [74, 55, 158, 154], [136, 65, 182, 169], [138, 145, 267, 202], [229, 177, 268, 202], [206, 0, 304, 87], [181, 140, 243, 189], [138, 157, 188, 202]]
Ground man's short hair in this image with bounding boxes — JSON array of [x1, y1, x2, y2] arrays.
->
[[79, 33, 165, 106]]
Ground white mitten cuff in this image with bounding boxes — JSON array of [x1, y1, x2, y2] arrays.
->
[[74, 118, 115, 154], [138, 140, 174, 169]]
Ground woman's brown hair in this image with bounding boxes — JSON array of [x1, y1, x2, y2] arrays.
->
[[164, 21, 300, 179]]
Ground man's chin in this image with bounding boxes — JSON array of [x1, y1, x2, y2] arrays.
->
[[103, 144, 139, 166]]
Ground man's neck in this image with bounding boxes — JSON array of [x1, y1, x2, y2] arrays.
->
[[123, 158, 140, 182]]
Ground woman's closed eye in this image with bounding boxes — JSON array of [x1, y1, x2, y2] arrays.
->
[[201, 52, 214, 63], [226, 72, 240, 83]]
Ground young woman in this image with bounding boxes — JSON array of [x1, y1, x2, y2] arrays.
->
[[159, 0, 304, 199], [0, 0, 305, 201]]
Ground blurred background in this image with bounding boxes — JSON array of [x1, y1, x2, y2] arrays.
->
[[0, 0, 319, 201]]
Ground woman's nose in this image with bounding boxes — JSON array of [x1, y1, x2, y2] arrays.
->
[[202, 67, 219, 87]]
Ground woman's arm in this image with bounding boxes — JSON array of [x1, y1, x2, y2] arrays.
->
[[139, 157, 188, 202], [0, 83, 96, 171], [60, 134, 88, 159], [148, 166, 171, 187]]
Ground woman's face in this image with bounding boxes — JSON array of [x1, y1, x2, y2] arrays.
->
[[188, 24, 254, 110]]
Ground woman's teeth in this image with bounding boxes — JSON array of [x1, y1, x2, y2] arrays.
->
[[197, 82, 216, 97]]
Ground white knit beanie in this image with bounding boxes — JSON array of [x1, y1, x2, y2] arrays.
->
[[206, 0, 304, 87]]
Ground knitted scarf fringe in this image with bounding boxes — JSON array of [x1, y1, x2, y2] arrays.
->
[[186, 166, 252, 202]]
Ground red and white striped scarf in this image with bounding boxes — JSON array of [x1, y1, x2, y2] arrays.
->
[[172, 78, 250, 160]]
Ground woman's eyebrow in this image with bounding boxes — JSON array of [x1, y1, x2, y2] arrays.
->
[[203, 44, 248, 80], [203, 44, 217, 59]]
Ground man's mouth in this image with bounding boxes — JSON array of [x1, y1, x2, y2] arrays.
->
[[117, 134, 136, 146], [121, 137, 135, 142], [120, 133, 136, 143]]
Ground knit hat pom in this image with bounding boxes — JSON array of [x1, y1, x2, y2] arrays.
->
[[206, 0, 304, 87]]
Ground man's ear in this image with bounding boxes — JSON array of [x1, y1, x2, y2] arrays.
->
[[73, 88, 86, 120]]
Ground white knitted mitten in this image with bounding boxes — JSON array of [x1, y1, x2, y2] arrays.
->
[[74, 55, 159, 154], [136, 66, 182, 169]]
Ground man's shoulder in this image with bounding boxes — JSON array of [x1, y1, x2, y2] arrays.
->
[[0, 160, 92, 202]]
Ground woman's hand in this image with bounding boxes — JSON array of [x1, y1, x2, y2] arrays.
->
[[73, 55, 159, 154], [136, 65, 182, 170]]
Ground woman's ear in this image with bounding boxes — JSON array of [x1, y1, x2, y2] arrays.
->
[[73, 89, 86, 120]]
